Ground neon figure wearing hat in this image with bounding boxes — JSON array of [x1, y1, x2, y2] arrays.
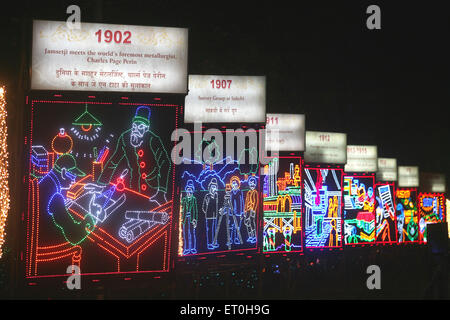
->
[[202, 178, 219, 250], [181, 180, 198, 255], [39, 154, 96, 245], [97, 106, 171, 203]]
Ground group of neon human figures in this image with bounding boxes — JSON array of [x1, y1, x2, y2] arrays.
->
[[181, 175, 258, 255]]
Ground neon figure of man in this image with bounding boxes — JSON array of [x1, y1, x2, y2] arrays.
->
[[181, 180, 198, 255], [202, 178, 219, 250], [244, 176, 258, 244], [230, 176, 244, 245], [97, 106, 170, 204], [213, 189, 232, 250], [39, 154, 96, 245]]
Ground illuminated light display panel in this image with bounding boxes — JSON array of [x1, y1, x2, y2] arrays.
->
[[395, 188, 419, 243], [303, 166, 343, 249], [417, 192, 446, 243], [447, 199, 450, 238], [374, 182, 397, 244], [343, 174, 376, 246], [177, 130, 260, 256], [262, 156, 302, 253], [25, 98, 180, 278]]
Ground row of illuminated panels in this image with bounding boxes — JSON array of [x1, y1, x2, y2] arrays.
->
[[178, 156, 447, 257]]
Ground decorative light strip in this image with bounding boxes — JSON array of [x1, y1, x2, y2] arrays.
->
[[0, 86, 10, 258]]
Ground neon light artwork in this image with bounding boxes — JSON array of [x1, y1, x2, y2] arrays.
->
[[395, 188, 419, 243], [304, 167, 343, 248], [262, 157, 302, 253], [374, 183, 397, 243], [178, 131, 259, 256], [343, 175, 376, 245], [71, 104, 103, 142], [26, 99, 179, 277], [417, 192, 445, 243]]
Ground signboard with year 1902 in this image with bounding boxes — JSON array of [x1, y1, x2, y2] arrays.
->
[[304, 131, 347, 164], [184, 75, 266, 123], [31, 20, 188, 93]]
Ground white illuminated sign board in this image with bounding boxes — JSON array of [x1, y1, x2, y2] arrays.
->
[[304, 131, 347, 164], [265, 113, 305, 152], [184, 75, 266, 123], [376, 158, 397, 181], [344, 145, 378, 172], [420, 172, 446, 193], [398, 166, 419, 187], [31, 20, 188, 93]]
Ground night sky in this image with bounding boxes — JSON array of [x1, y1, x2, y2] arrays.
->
[[0, 0, 449, 190]]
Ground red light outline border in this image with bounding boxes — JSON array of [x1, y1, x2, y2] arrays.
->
[[24, 97, 181, 279], [373, 181, 399, 245], [303, 164, 344, 251], [342, 173, 377, 248], [417, 191, 446, 244], [395, 187, 420, 245], [176, 128, 261, 259]]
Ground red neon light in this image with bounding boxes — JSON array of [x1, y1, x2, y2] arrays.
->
[[374, 182, 398, 245]]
